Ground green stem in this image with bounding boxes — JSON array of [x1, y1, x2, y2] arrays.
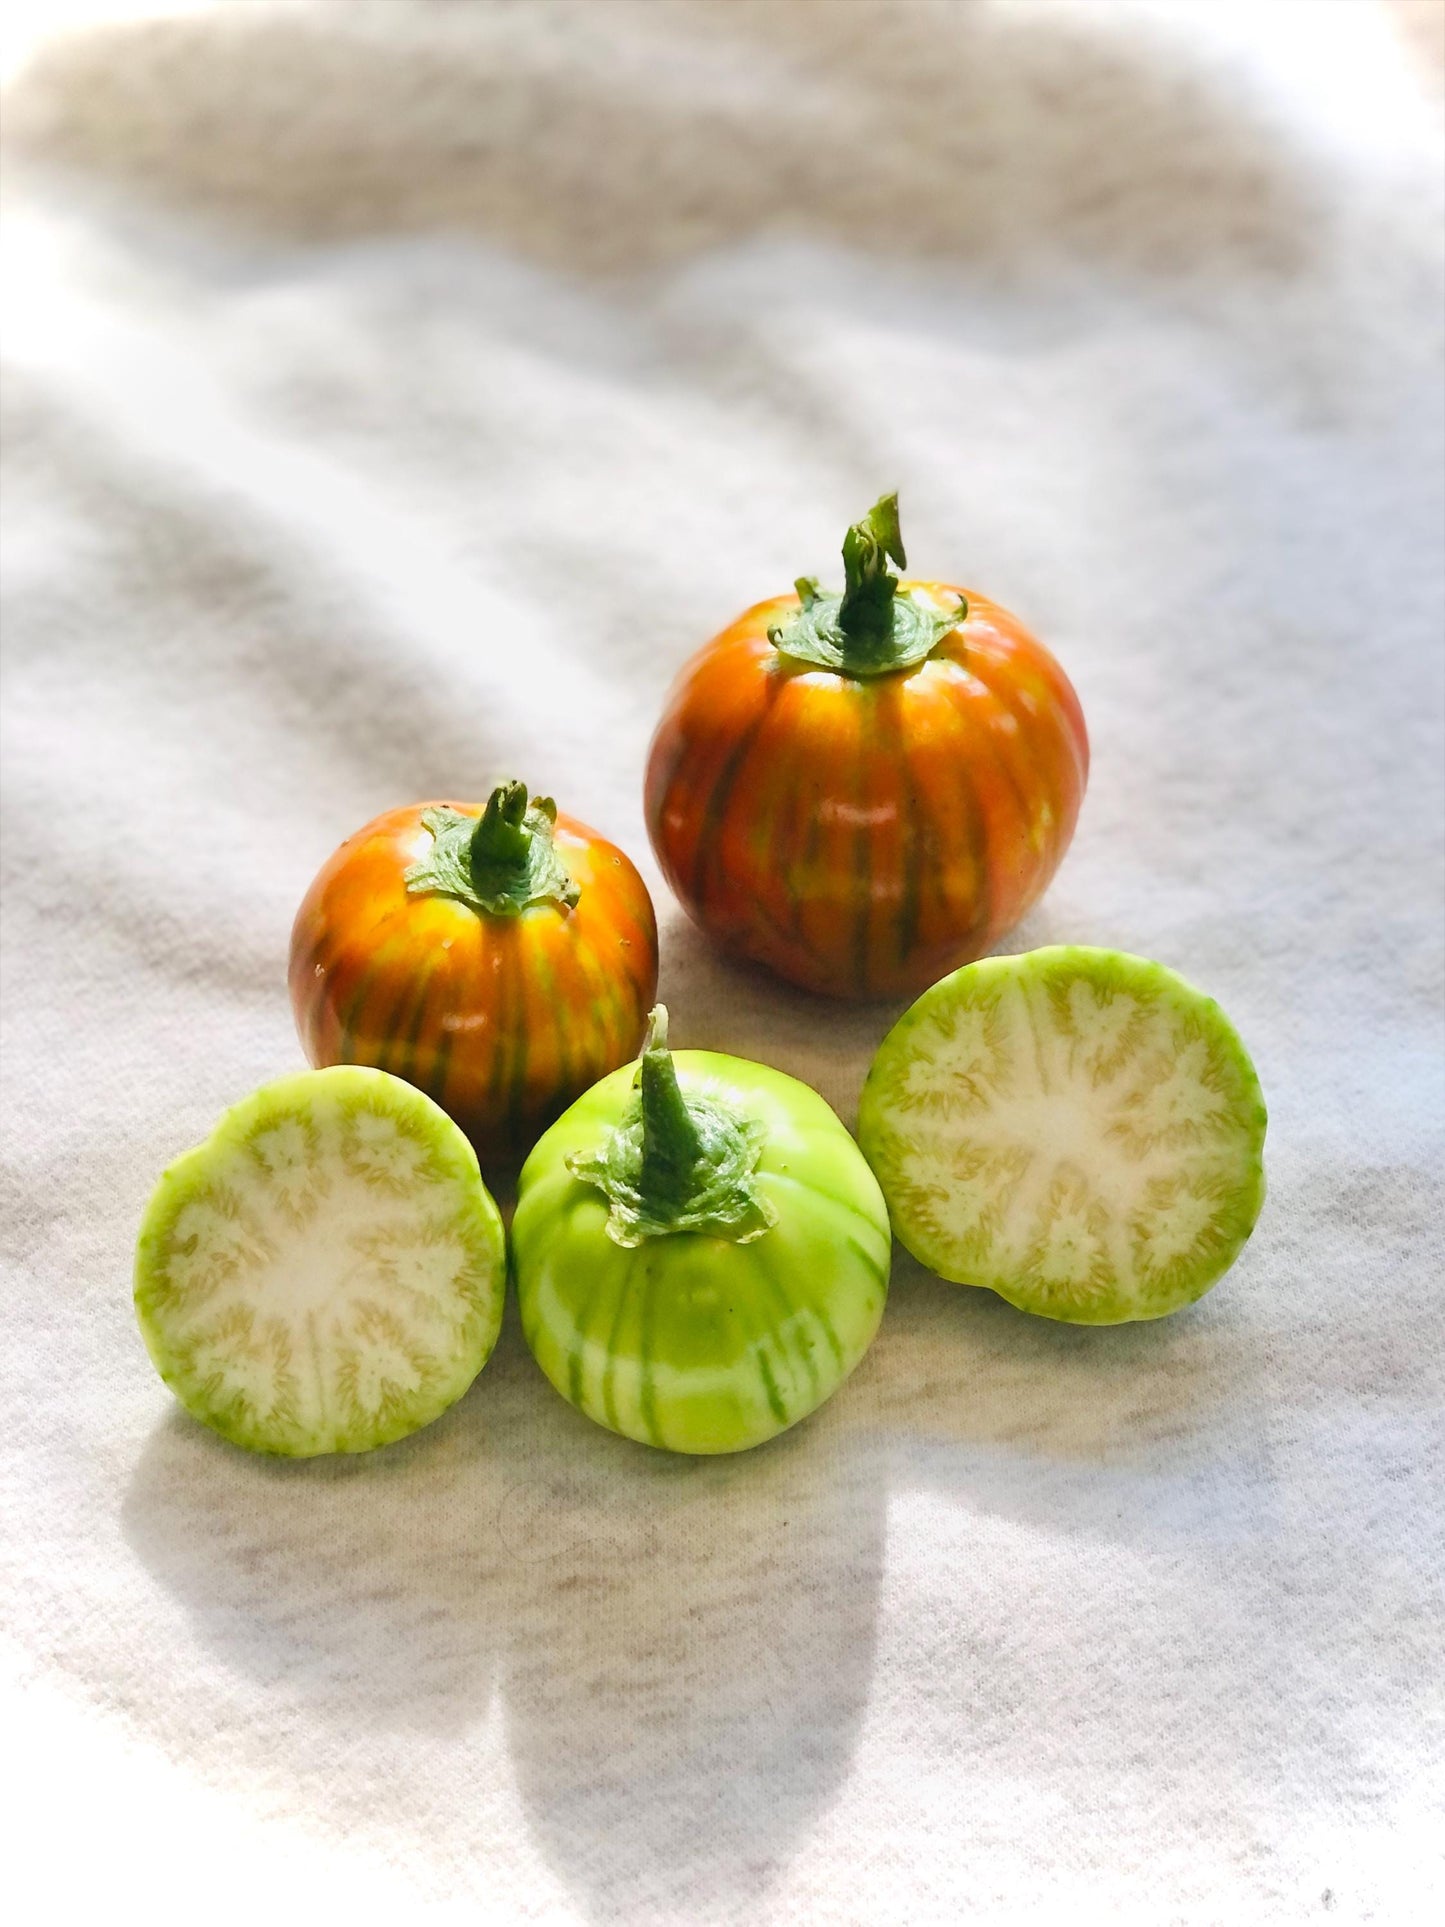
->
[[468, 779, 532, 893], [636, 1008, 706, 1207], [766, 493, 965, 679], [565, 1005, 777, 1247], [403, 780, 580, 918], [836, 493, 906, 668]]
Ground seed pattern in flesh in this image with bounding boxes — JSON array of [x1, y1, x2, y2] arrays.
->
[[882, 973, 1254, 1311], [149, 1098, 491, 1445]]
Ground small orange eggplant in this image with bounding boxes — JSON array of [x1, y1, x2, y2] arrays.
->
[[290, 781, 658, 1163]]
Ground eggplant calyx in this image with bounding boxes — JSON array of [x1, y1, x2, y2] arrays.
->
[[404, 779, 580, 918], [568, 1007, 777, 1248], [768, 493, 965, 678]]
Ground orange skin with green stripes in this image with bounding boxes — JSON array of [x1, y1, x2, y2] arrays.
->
[[645, 583, 1090, 1000], [289, 803, 659, 1164]]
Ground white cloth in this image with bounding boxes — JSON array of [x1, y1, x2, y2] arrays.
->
[[3, 3, 1442, 1921]]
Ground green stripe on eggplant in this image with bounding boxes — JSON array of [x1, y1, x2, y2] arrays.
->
[[528, 943, 573, 1112], [941, 695, 993, 954], [766, 1167, 890, 1243], [796, 763, 823, 934], [946, 659, 1035, 830], [372, 951, 437, 1082], [839, 1226, 889, 1279], [754, 1232, 850, 1370], [944, 657, 1063, 923], [424, 1021, 455, 1115], [393, 957, 443, 1090], [851, 687, 875, 993], [726, 1249, 823, 1422], [501, 943, 532, 1150], [598, 1259, 634, 1437], [565, 1265, 614, 1413], [756, 1347, 789, 1426], [635, 1248, 665, 1447], [690, 684, 779, 903], [889, 693, 926, 973], [723, 1267, 796, 1421], [335, 955, 385, 1066], [747, 1241, 823, 1399]]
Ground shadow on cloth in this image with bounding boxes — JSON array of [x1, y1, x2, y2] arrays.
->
[[122, 1374, 510, 1743], [123, 1302, 888, 1918], [493, 1360, 888, 1921], [5, 0, 1324, 286], [873, 1249, 1264, 1473]]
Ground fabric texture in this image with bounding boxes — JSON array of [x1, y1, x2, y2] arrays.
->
[[2, 2, 1442, 1920]]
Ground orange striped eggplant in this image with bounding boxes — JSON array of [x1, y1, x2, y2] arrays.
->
[[289, 781, 658, 1164], [644, 496, 1089, 1000]]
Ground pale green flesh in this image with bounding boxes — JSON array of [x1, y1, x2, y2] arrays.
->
[[858, 948, 1267, 1324], [513, 1052, 891, 1454], [134, 1067, 506, 1455]]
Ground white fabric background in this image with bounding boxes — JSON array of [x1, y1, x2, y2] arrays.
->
[[2, 2, 1442, 1921]]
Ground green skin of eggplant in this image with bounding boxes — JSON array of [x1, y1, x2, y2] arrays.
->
[[512, 1051, 891, 1456]]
